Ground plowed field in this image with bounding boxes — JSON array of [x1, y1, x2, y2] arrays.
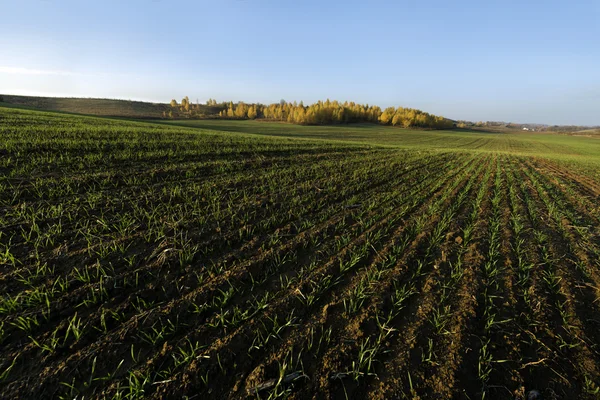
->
[[1, 108, 600, 399]]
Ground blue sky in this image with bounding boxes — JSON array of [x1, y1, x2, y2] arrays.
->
[[1, 0, 599, 125]]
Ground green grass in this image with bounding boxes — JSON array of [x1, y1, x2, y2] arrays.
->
[[154, 118, 600, 169], [4, 104, 600, 164], [3, 96, 600, 164]]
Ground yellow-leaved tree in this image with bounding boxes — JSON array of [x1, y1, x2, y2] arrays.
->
[[247, 106, 257, 119]]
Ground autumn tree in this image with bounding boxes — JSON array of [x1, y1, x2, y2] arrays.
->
[[247, 105, 257, 119], [379, 107, 395, 125], [181, 96, 190, 112], [170, 95, 452, 129], [235, 102, 248, 119]]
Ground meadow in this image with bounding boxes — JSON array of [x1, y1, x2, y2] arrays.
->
[[158, 119, 600, 171], [1, 107, 600, 399]]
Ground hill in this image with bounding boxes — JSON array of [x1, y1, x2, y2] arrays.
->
[[0, 95, 453, 128], [0, 94, 176, 119]]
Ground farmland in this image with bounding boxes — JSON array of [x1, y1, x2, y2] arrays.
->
[[0, 95, 172, 119], [1, 107, 600, 399]]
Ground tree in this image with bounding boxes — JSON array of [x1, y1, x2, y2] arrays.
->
[[235, 102, 248, 118], [247, 105, 257, 119], [167, 95, 452, 129], [181, 96, 190, 112], [379, 107, 395, 125]]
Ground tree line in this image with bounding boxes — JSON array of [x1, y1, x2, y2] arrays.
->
[[168, 97, 454, 129]]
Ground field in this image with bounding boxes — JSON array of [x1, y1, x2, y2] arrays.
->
[[0, 95, 172, 119], [1, 107, 600, 399], [156, 119, 600, 162]]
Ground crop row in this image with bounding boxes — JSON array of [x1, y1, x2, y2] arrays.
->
[[1, 110, 600, 399]]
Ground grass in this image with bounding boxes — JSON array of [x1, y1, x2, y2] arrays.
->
[[155, 118, 600, 163]]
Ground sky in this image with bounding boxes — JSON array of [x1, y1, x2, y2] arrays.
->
[[1, 0, 599, 125]]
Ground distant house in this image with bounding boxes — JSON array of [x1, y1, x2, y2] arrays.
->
[[522, 127, 529, 131]]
